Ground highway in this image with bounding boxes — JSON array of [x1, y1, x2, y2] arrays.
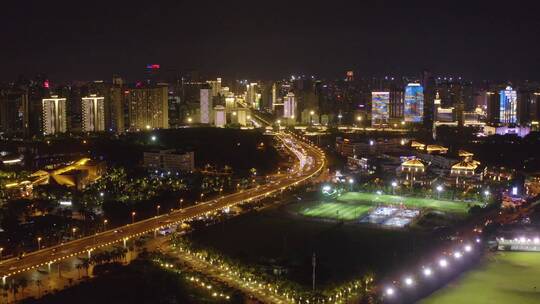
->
[[0, 131, 326, 281]]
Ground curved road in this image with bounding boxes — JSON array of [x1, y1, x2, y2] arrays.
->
[[0, 132, 326, 281]]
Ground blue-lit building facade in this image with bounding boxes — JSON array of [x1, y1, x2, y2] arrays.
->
[[499, 86, 517, 124], [404, 83, 424, 123], [371, 92, 390, 127]]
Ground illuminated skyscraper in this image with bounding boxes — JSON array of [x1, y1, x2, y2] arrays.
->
[[284, 92, 296, 119], [404, 83, 424, 123], [42, 95, 67, 134], [81, 94, 105, 132], [499, 86, 517, 124], [127, 86, 169, 130], [214, 105, 226, 127], [371, 92, 390, 127], [207, 78, 222, 97], [200, 88, 212, 124], [246, 83, 258, 109]]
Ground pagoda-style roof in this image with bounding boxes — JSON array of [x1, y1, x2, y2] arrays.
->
[[459, 150, 474, 157], [426, 145, 448, 153], [452, 160, 480, 171], [402, 159, 425, 168]]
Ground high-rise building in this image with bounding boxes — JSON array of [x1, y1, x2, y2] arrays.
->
[[486, 91, 500, 124], [284, 92, 296, 119], [42, 95, 67, 135], [214, 105, 226, 127], [81, 94, 105, 132], [500, 86, 517, 125], [207, 78, 222, 97], [200, 88, 212, 124], [126, 86, 169, 130], [0, 87, 29, 135], [271, 83, 277, 112], [237, 108, 248, 126], [404, 83, 424, 123], [246, 83, 258, 109], [422, 70, 436, 127], [389, 89, 404, 120], [371, 92, 390, 127], [225, 93, 236, 110]]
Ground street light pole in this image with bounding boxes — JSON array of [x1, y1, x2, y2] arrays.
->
[[391, 181, 398, 195], [436, 185, 443, 199], [156, 205, 161, 216], [103, 219, 108, 231], [131, 211, 136, 224], [37, 237, 42, 250]]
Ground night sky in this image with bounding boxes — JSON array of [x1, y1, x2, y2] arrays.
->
[[2, 0, 540, 82]]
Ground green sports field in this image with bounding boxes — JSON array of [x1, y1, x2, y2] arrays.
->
[[298, 202, 372, 220], [420, 252, 540, 304], [337, 192, 477, 214]]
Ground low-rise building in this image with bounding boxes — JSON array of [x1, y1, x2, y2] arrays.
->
[[143, 150, 194, 172]]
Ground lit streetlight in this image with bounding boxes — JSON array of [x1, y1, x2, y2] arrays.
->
[[103, 219, 108, 231], [0, 247, 3, 260], [131, 211, 136, 224], [156, 205, 161, 216], [37, 237, 42, 250], [439, 258, 448, 268], [423, 267, 432, 277], [72, 227, 77, 238], [436, 185, 443, 199], [404, 277, 414, 286], [391, 181, 398, 194]]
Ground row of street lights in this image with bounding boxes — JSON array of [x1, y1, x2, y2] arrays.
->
[[384, 239, 479, 300]]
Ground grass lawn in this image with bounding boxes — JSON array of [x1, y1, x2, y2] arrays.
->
[[189, 206, 441, 288], [297, 202, 372, 220], [337, 192, 477, 214], [420, 252, 540, 304]]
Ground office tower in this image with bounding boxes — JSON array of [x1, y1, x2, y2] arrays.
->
[[200, 88, 212, 124], [0, 87, 29, 135], [486, 91, 500, 124], [404, 83, 424, 123], [127, 86, 169, 130], [389, 89, 404, 119], [499, 86, 517, 125], [237, 108, 248, 126], [433, 91, 441, 122], [371, 92, 390, 127], [272, 83, 277, 112], [225, 93, 236, 110], [260, 82, 274, 111], [207, 78, 222, 97], [284, 92, 296, 119], [42, 95, 67, 135], [421, 70, 435, 127], [81, 94, 105, 132], [246, 83, 258, 109], [110, 86, 126, 133], [214, 105, 226, 127]]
